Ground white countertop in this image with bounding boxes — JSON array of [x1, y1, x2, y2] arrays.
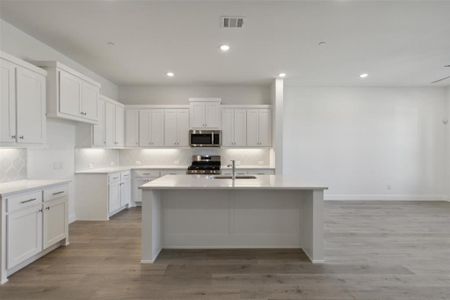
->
[[140, 175, 327, 190], [75, 165, 275, 174], [0, 179, 71, 197]]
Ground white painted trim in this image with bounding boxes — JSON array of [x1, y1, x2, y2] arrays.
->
[[140, 248, 162, 264], [0, 51, 47, 76], [163, 245, 301, 249], [189, 97, 221, 103], [69, 213, 77, 224], [325, 194, 448, 201], [36, 61, 100, 87], [125, 104, 189, 109], [221, 105, 272, 109], [101, 95, 124, 107]]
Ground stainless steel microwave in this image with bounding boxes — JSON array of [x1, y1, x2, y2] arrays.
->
[[189, 130, 221, 147]]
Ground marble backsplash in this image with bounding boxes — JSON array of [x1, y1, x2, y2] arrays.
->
[[0, 148, 27, 183], [119, 148, 271, 167], [75, 149, 120, 171]]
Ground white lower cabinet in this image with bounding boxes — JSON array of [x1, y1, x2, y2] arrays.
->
[[7, 203, 43, 270], [43, 198, 67, 249], [108, 171, 131, 217], [1, 183, 69, 283]]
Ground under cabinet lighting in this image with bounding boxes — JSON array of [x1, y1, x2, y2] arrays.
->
[[220, 44, 230, 52], [360, 73, 368, 78], [278, 73, 286, 78], [166, 72, 175, 77]]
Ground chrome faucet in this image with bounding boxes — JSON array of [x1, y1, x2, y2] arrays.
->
[[227, 160, 236, 180]]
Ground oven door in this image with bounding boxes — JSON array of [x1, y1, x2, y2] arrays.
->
[[190, 130, 221, 147]]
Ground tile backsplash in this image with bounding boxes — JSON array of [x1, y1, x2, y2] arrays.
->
[[0, 149, 27, 183], [75, 149, 120, 171], [119, 148, 271, 166]]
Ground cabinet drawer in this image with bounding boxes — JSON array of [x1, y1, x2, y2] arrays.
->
[[121, 171, 131, 181], [134, 170, 160, 178], [247, 169, 275, 175], [44, 184, 68, 202], [7, 190, 42, 213], [221, 170, 248, 176], [108, 173, 121, 184], [160, 170, 186, 176]]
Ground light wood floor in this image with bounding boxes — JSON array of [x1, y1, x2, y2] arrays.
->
[[1, 201, 450, 300]]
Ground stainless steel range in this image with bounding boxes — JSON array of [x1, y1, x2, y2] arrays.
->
[[187, 155, 221, 175]]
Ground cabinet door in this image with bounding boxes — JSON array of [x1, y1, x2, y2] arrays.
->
[[139, 110, 150, 146], [43, 198, 66, 249], [80, 81, 99, 121], [234, 109, 247, 146], [221, 108, 234, 146], [258, 109, 271, 146], [93, 98, 106, 147], [204, 102, 220, 128], [125, 110, 139, 147], [115, 105, 124, 147], [108, 182, 121, 215], [164, 110, 178, 146], [189, 102, 205, 128], [0, 59, 16, 143], [16, 67, 46, 144], [105, 102, 116, 148], [7, 204, 43, 269], [59, 70, 81, 117], [246, 109, 259, 147], [120, 174, 131, 207], [150, 109, 164, 146], [176, 109, 189, 146]]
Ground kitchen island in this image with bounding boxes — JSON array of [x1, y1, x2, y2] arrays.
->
[[140, 175, 327, 263]]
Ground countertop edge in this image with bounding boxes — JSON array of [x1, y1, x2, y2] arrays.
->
[[0, 179, 72, 197]]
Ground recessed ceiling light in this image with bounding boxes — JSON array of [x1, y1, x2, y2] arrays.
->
[[318, 41, 326, 46], [220, 44, 230, 52], [107, 41, 115, 46], [360, 73, 368, 78], [278, 73, 286, 78], [166, 72, 174, 77]]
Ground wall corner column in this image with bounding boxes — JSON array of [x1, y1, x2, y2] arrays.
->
[[271, 79, 284, 175]]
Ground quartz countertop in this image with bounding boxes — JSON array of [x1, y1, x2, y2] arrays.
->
[[0, 179, 71, 197], [75, 165, 275, 174], [140, 175, 327, 191]]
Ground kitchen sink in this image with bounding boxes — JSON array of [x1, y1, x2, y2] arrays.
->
[[213, 175, 257, 179]]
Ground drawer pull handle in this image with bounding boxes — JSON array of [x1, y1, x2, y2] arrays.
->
[[20, 198, 37, 204], [46, 207, 50, 210], [52, 191, 65, 196]]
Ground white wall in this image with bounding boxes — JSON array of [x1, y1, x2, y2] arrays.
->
[[283, 86, 448, 200], [119, 84, 270, 105], [0, 19, 120, 221], [446, 87, 450, 199], [0, 19, 118, 98]]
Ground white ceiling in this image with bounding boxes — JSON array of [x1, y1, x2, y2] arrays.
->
[[1, 0, 449, 86]]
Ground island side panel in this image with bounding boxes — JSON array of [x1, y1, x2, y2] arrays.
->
[[302, 189, 324, 263], [141, 190, 162, 263]]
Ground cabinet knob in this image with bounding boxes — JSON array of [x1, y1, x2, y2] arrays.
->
[[19, 136, 24, 139], [46, 207, 50, 210], [11, 135, 16, 139]]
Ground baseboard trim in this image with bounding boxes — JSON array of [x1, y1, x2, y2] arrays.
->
[[69, 213, 77, 224], [325, 194, 448, 201]]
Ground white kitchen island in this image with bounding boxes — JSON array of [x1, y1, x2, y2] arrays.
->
[[140, 175, 327, 263]]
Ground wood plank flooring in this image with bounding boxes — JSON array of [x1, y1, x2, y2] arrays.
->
[[1, 201, 450, 300]]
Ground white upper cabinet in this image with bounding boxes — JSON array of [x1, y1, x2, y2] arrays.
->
[[80, 81, 99, 121], [222, 108, 247, 147], [189, 98, 221, 129], [164, 109, 189, 147], [16, 67, 46, 144], [103, 96, 125, 148], [247, 109, 272, 147], [115, 105, 124, 147], [139, 109, 164, 147], [125, 109, 139, 147], [92, 98, 106, 147], [0, 58, 17, 144], [1, 52, 47, 146], [38, 61, 100, 124]]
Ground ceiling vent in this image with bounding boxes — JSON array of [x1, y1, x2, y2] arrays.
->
[[221, 16, 244, 28]]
